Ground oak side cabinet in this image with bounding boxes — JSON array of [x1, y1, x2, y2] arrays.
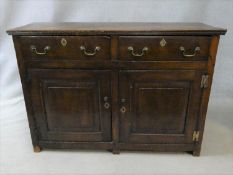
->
[[7, 23, 226, 156]]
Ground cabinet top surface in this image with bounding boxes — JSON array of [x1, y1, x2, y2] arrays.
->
[[7, 22, 226, 35]]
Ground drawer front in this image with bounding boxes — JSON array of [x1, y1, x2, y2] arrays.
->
[[18, 36, 110, 60], [118, 36, 211, 61]]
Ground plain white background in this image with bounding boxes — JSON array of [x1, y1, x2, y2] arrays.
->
[[0, 0, 233, 174]]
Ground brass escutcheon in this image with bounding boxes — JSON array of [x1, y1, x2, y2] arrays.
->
[[61, 38, 67, 47], [120, 106, 126, 113], [104, 102, 110, 109], [160, 38, 167, 47]]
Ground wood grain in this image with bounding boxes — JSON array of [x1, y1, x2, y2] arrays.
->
[[7, 22, 227, 35], [8, 23, 226, 155]]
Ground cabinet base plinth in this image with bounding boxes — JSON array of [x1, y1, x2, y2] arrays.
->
[[192, 150, 201, 156]]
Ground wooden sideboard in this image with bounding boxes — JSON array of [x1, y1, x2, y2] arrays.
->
[[7, 22, 226, 156]]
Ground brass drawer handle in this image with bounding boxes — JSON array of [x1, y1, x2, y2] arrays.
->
[[179, 46, 200, 57], [30, 45, 50, 55], [120, 106, 126, 113], [80, 46, 101, 56], [128, 46, 148, 57]]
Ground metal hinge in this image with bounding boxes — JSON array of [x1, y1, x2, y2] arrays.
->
[[192, 131, 200, 142], [200, 75, 209, 88]]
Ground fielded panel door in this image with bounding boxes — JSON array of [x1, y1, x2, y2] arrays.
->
[[119, 70, 203, 144], [28, 69, 112, 142]]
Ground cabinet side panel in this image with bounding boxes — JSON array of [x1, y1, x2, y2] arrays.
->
[[194, 36, 220, 156], [12, 36, 39, 147]]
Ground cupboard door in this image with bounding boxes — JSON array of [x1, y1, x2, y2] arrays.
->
[[28, 69, 111, 142], [119, 70, 203, 144]]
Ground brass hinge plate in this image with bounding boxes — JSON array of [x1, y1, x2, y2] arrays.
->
[[193, 131, 200, 142], [201, 75, 209, 88]]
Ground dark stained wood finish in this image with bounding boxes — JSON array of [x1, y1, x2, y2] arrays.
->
[[118, 36, 211, 61], [119, 70, 203, 144], [7, 22, 226, 35], [118, 143, 195, 152], [18, 36, 110, 60], [25, 60, 208, 70], [7, 23, 226, 156], [28, 69, 112, 142]]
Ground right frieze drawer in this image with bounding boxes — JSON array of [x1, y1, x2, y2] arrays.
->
[[118, 36, 211, 61]]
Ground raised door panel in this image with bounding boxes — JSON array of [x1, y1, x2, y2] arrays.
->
[[28, 69, 111, 142], [119, 70, 203, 144]]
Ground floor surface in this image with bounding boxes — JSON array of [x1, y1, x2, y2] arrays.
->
[[0, 96, 233, 175]]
